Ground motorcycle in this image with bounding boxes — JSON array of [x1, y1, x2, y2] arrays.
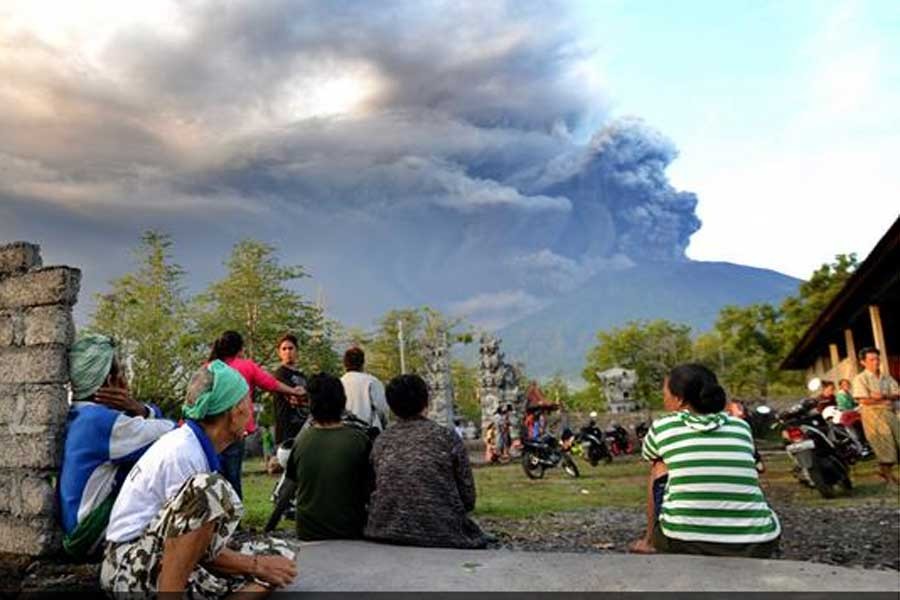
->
[[575, 412, 613, 466], [605, 424, 634, 456], [265, 411, 379, 532], [521, 429, 580, 479], [634, 421, 650, 445], [821, 405, 873, 459], [776, 397, 861, 498]]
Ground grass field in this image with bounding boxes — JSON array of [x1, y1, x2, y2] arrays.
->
[[240, 453, 899, 530]]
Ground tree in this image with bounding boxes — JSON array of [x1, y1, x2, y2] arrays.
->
[[194, 240, 326, 366], [451, 360, 480, 424], [90, 231, 196, 415], [582, 319, 693, 409]]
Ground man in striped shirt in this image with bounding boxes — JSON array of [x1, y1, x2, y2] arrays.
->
[[641, 364, 780, 557]]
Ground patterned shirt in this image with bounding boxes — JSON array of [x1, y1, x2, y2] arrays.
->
[[642, 411, 780, 544]]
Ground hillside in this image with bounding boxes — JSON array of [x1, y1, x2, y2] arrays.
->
[[497, 260, 800, 381]]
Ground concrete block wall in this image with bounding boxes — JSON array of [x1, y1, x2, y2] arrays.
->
[[0, 242, 80, 556]]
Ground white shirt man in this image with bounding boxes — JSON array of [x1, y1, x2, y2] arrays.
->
[[339, 347, 388, 430]]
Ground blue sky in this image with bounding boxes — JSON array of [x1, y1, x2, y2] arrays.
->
[[577, 0, 900, 277]]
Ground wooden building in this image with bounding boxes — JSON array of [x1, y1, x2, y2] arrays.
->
[[781, 216, 899, 381]]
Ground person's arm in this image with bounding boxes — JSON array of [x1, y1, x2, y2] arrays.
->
[[451, 435, 477, 512], [109, 412, 176, 464], [204, 547, 297, 588], [249, 361, 304, 397], [852, 376, 890, 406]]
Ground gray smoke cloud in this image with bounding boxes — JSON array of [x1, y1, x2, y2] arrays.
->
[[0, 1, 702, 328]]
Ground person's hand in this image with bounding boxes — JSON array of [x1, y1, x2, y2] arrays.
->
[[94, 386, 146, 417], [252, 555, 297, 588]]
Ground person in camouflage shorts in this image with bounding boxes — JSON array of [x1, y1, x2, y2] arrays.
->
[[101, 472, 295, 597]]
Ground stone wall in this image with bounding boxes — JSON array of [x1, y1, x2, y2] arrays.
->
[[0, 243, 80, 556]]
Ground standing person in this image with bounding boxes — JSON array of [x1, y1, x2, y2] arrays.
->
[[209, 331, 305, 499], [102, 361, 297, 596], [280, 374, 372, 540], [340, 347, 388, 431], [272, 334, 309, 445], [640, 363, 780, 557], [852, 347, 900, 484], [59, 334, 175, 557], [365, 374, 489, 549]]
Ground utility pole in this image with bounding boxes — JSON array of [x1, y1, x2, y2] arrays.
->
[[397, 319, 407, 375]]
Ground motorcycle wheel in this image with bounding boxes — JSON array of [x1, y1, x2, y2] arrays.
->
[[809, 457, 848, 499], [562, 455, 580, 478], [522, 450, 545, 480], [604, 452, 613, 464]]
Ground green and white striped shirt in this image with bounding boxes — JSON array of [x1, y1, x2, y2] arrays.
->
[[642, 411, 780, 544]]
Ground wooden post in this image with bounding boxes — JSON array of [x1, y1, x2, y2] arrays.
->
[[814, 356, 826, 377], [829, 343, 840, 372], [844, 328, 857, 375], [869, 304, 889, 377]]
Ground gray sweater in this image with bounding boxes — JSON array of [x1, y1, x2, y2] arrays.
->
[[364, 416, 487, 549]]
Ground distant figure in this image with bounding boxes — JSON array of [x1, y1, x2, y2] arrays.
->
[[852, 347, 900, 484], [836, 378, 857, 411], [58, 334, 174, 557], [272, 334, 309, 445], [816, 380, 837, 413], [366, 374, 489, 549], [209, 331, 305, 499], [453, 419, 465, 438], [340, 347, 388, 431], [637, 363, 780, 557], [284, 374, 372, 540]]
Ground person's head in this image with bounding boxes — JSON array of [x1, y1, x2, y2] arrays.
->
[[210, 330, 244, 362], [386, 374, 429, 420], [343, 346, 365, 372], [183, 360, 251, 444], [307, 373, 345, 424], [69, 334, 125, 401], [665, 363, 727, 415], [277, 333, 299, 366], [821, 380, 835, 397], [839, 378, 851, 392], [858, 347, 881, 373]]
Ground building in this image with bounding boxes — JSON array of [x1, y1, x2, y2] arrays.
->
[[781, 217, 899, 382]]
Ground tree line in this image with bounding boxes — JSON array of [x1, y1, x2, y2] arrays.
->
[[91, 230, 857, 418]]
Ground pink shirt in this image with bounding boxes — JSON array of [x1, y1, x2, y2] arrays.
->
[[224, 357, 282, 434]]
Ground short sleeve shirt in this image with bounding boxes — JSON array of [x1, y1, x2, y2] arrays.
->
[[852, 371, 900, 401]]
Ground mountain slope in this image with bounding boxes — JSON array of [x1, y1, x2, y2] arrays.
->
[[497, 260, 800, 381]]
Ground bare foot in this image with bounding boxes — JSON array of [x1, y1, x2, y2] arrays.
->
[[628, 538, 656, 554]]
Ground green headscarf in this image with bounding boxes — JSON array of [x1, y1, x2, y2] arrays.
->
[[69, 334, 117, 400], [182, 360, 249, 420]]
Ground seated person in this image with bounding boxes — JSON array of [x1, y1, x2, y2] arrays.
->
[[816, 380, 837, 413], [365, 374, 489, 549], [58, 334, 174, 557], [101, 361, 297, 596], [283, 373, 372, 540], [639, 363, 780, 558], [836, 378, 858, 411]]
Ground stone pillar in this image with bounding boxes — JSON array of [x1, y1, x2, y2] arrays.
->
[[869, 305, 889, 377], [0, 242, 80, 556], [424, 331, 454, 427], [829, 343, 840, 372], [844, 328, 857, 375]]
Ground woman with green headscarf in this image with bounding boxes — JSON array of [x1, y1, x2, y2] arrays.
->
[[101, 360, 298, 597]]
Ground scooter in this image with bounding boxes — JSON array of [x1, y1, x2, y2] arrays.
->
[[521, 429, 580, 479], [575, 412, 613, 466], [605, 424, 633, 456]]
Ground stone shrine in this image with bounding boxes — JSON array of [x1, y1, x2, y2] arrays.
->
[[478, 334, 524, 437], [596, 367, 640, 413], [423, 330, 454, 427]]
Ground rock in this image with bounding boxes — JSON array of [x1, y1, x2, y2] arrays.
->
[[0, 431, 63, 469], [0, 470, 56, 517], [0, 243, 41, 278], [24, 306, 75, 346], [0, 516, 61, 556], [0, 346, 68, 384], [0, 267, 81, 309]]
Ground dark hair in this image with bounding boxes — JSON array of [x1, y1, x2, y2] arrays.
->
[[386, 374, 429, 419], [666, 363, 727, 414], [210, 330, 243, 361], [821, 380, 835, 390], [277, 333, 298, 348], [858, 346, 880, 361], [344, 346, 365, 371], [839, 378, 850, 386], [308, 373, 346, 423]]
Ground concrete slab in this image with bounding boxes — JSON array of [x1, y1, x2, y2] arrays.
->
[[288, 540, 900, 592]]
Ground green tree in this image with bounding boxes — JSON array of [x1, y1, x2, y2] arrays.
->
[[90, 231, 197, 415], [194, 240, 326, 366], [582, 319, 693, 410], [451, 360, 480, 424]]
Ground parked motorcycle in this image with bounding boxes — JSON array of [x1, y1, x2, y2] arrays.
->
[[521, 429, 580, 479], [634, 421, 650, 445], [605, 424, 634, 456], [821, 406, 873, 459], [777, 397, 862, 498], [575, 412, 612, 466]]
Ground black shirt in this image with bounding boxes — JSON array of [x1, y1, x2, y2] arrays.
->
[[273, 365, 308, 445]]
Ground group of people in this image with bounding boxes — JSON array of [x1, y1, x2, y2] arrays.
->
[[57, 331, 488, 596]]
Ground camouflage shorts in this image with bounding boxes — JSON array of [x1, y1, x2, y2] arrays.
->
[[100, 472, 295, 598]]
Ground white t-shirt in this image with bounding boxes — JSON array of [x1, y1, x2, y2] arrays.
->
[[106, 425, 212, 543], [340, 371, 388, 429]]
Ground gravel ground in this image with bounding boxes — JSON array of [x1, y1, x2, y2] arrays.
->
[[4, 504, 897, 592], [477, 503, 900, 571]]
